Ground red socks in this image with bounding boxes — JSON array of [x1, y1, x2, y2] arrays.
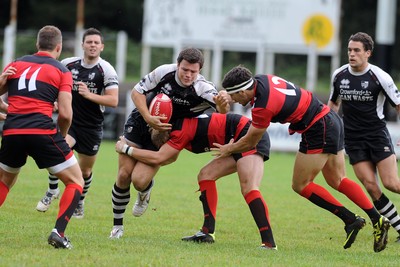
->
[[301, 182, 343, 206], [0, 181, 9, 207], [338, 178, 373, 210]]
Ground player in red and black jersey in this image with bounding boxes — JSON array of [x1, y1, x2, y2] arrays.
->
[[0, 98, 7, 120], [36, 28, 119, 219], [115, 112, 276, 249], [213, 65, 390, 252], [329, 32, 400, 243], [0, 25, 84, 249]]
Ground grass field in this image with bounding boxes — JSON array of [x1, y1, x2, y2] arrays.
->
[[1, 140, 400, 266]]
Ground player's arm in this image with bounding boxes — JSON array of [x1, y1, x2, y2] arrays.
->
[[378, 71, 400, 115], [395, 105, 400, 114], [132, 89, 171, 130], [212, 125, 265, 158], [75, 82, 118, 107], [132, 65, 173, 130], [0, 97, 8, 120], [57, 91, 73, 137], [0, 66, 16, 95], [131, 68, 159, 123], [327, 71, 342, 113], [0, 95, 8, 112], [116, 138, 180, 166], [131, 89, 151, 120], [327, 99, 341, 113], [214, 90, 231, 114]]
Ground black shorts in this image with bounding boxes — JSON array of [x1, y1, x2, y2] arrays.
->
[[123, 109, 158, 151], [0, 133, 75, 171], [232, 122, 270, 162], [345, 127, 395, 165], [68, 123, 103, 156], [299, 110, 344, 154]]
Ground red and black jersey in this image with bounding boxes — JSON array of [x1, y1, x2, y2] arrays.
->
[[167, 113, 249, 153], [2, 52, 72, 135], [251, 74, 329, 134]]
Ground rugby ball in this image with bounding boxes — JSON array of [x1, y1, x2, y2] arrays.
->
[[149, 93, 173, 123]]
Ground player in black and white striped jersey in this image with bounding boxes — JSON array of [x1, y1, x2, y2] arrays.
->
[[329, 32, 400, 243]]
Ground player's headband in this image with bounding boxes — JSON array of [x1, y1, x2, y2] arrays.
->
[[224, 78, 254, 94]]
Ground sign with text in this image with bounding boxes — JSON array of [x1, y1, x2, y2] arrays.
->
[[143, 0, 340, 54]]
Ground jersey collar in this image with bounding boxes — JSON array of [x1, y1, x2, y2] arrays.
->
[[35, 51, 52, 57]]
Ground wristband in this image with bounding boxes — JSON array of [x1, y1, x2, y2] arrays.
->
[[122, 144, 134, 156], [127, 146, 133, 156], [123, 144, 130, 154]]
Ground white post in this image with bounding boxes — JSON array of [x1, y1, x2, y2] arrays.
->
[[116, 31, 127, 82], [173, 44, 182, 63], [376, 0, 397, 45], [2, 0, 18, 69], [306, 43, 318, 91], [202, 49, 211, 79], [140, 45, 151, 77], [74, 0, 85, 58], [2, 25, 16, 69], [265, 49, 275, 74], [256, 43, 265, 74], [331, 0, 342, 75], [74, 29, 84, 58], [211, 42, 222, 87]]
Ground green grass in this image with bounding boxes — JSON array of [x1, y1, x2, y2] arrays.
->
[[1, 141, 400, 266]]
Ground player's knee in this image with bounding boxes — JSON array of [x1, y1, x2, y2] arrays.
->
[[240, 185, 258, 197], [363, 182, 380, 196], [291, 183, 302, 194], [117, 168, 132, 184], [197, 167, 211, 181], [382, 179, 400, 193], [132, 179, 150, 191], [81, 169, 92, 179], [291, 178, 308, 194], [77, 177, 84, 188]]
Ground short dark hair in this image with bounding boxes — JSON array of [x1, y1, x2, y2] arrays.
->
[[82, 27, 104, 43], [177, 47, 204, 69], [222, 65, 253, 90], [150, 128, 170, 149], [349, 32, 374, 52], [36, 25, 62, 51]]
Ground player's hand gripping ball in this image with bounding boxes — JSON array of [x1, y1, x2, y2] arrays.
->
[[149, 93, 173, 123]]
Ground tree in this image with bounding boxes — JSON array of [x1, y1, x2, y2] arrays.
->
[[0, 0, 144, 41]]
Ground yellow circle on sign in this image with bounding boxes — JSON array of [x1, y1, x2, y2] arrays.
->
[[302, 14, 334, 48]]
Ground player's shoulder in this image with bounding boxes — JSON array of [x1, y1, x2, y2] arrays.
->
[[61, 56, 81, 66], [332, 64, 349, 79], [144, 63, 177, 85], [193, 73, 217, 92], [194, 73, 211, 83], [154, 63, 177, 77], [368, 64, 396, 90], [368, 64, 392, 79], [16, 54, 68, 72], [97, 57, 119, 81], [97, 57, 116, 71]]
